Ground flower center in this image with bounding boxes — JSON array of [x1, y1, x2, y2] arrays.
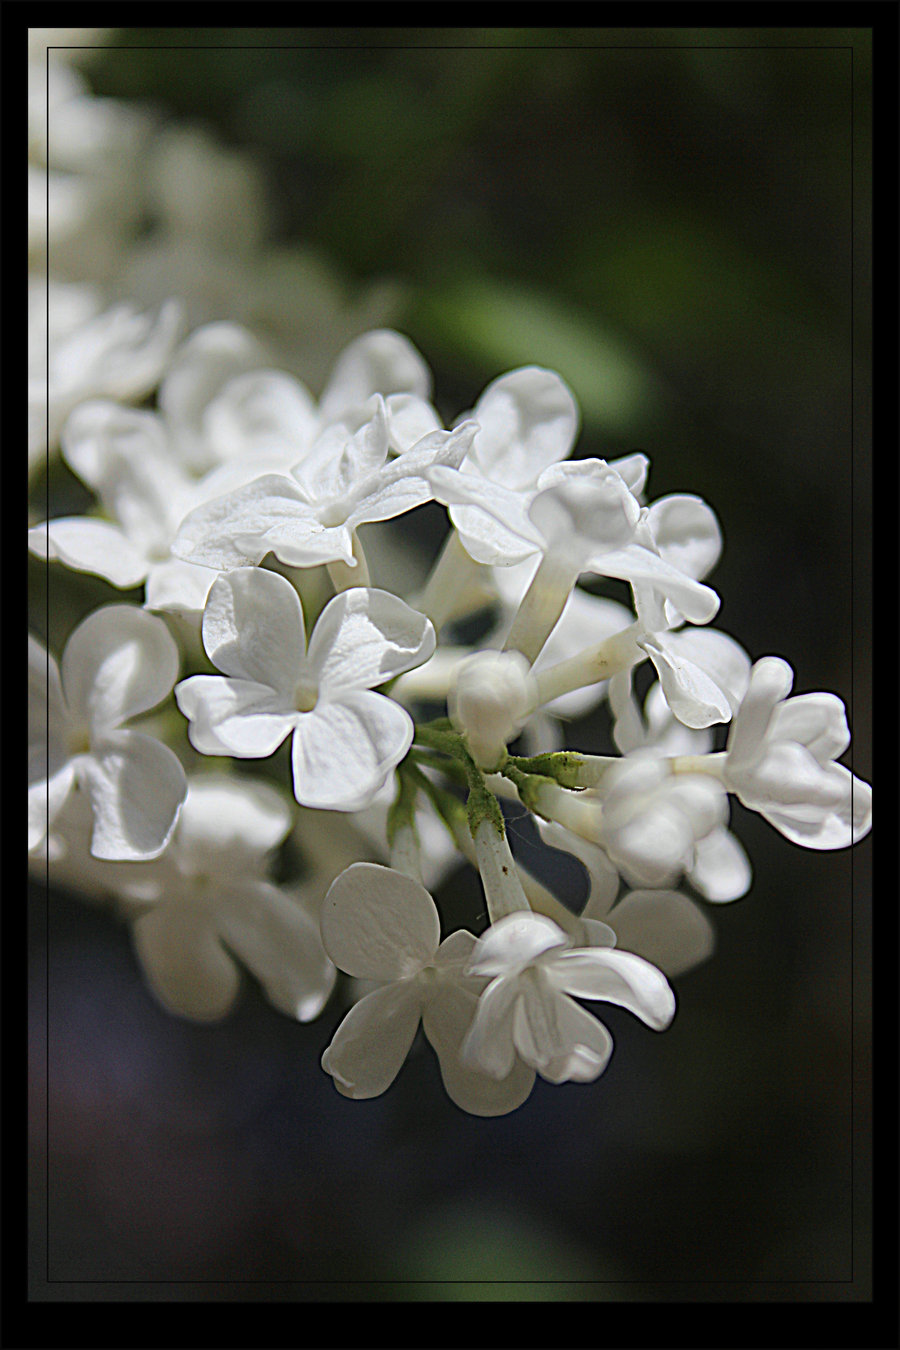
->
[[294, 675, 319, 712]]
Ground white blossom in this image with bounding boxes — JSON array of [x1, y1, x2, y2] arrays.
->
[[462, 912, 675, 1084], [28, 609, 187, 860], [320, 863, 534, 1115], [723, 657, 872, 849], [175, 568, 435, 810]]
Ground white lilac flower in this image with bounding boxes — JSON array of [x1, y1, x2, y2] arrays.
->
[[28, 609, 187, 861], [114, 775, 336, 1023], [534, 756, 733, 893], [605, 680, 752, 902], [35, 299, 183, 458], [319, 863, 534, 1115], [175, 568, 435, 810], [430, 455, 719, 663], [171, 397, 477, 574], [723, 656, 872, 849], [461, 912, 675, 1085], [28, 401, 219, 616]]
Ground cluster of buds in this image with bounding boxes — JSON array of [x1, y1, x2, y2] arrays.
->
[[29, 323, 872, 1116]]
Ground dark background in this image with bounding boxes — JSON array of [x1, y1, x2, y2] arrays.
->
[[29, 27, 873, 1301]]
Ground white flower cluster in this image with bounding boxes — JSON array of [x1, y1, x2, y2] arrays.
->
[[30, 34, 871, 1117], [29, 324, 872, 1116]]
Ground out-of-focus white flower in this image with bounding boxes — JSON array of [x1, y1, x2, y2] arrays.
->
[[176, 569, 435, 810], [112, 774, 336, 1023], [723, 657, 872, 849], [462, 911, 675, 1084], [28, 401, 218, 615], [320, 863, 534, 1115], [33, 299, 183, 458], [28, 609, 187, 860]]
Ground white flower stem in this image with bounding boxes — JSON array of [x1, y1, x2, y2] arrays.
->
[[326, 530, 370, 592], [390, 823, 424, 884], [473, 819, 532, 921], [391, 646, 470, 704], [533, 622, 643, 706], [669, 751, 728, 779], [502, 552, 578, 665], [417, 529, 490, 630]]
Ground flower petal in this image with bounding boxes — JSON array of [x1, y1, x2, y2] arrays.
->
[[769, 692, 851, 764], [726, 656, 794, 771], [641, 633, 733, 728], [171, 472, 318, 570], [144, 558, 218, 617], [215, 879, 337, 1021], [321, 980, 423, 1098], [460, 975, 522, 1079], [606, 890, 715, 977], [318, 329, 432, 423], [645, 494, 722, 580], [470, 366, 578, 487], [291, 691, 413, 810], [62, 604, 180, 732], [542, 946, 676, 1029], [29, 518, 149, 588], [174, 775, 293, 869], [466, 912, 570, 979], [592, 543, 720, 625], [201, 567, 306, 696], [307, 588, 434, 695], [175, 675, 296, 757], [320, 861, 440, 980], [78, 729, 187, 861], [132, 903, 241, 1021], [688, 825, 752, 901], [29, 762, 75, 854], [514, 990, 614, 1084], [159, 320, 268, 472], [422, 983, 535, 1116], [759, 765, 871, 849], [202, 368, 318, 462]]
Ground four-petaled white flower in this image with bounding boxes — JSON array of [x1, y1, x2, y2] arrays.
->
[[175, 568, 435, 810], [28, 607, 187, 860], [114, 775, 336, 1023], [320, 863, 534, 1115], [171, 397, 477, 572], [462, 912, 675, 1085], [723, 656, 872, 849]]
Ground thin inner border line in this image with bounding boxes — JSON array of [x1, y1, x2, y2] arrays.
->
[[40, 36, 863, 1290]]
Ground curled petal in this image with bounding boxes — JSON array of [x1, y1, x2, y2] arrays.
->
[[29, 762, 75, 854], [641, 634, 733, 728], [320, 862, 440, 980], [172, 473, 318, 571], [61, 605, 180, 733], [321, 980, 424, 1099], [759, 765, 871, 849], [514, 990, 614, 1084], [78, 730, 187, 861], [466, 912, 569, 980], [291, 691, 413, 811], [726, 656, 794, 771], [769, 692, 851, 764], [460, 975, 522, 1080], [307, 588, 434, 695], [542, 946, 676, 1030]]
